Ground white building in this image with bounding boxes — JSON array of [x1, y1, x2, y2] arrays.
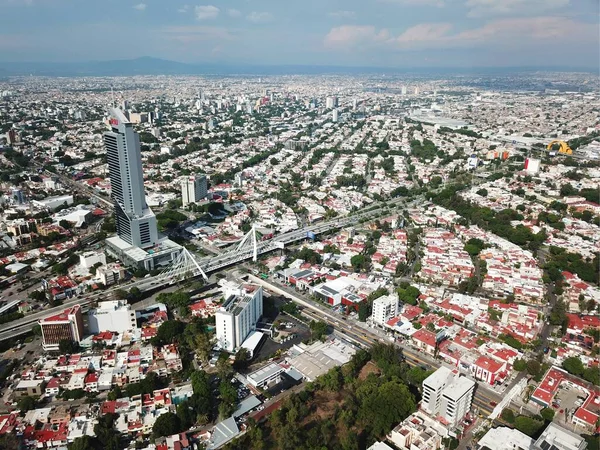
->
[[332, 109, 339, 123], [372, 293, 399, 326], [534, 423, 587, 450], [216, 283, 263, 352], [87, 300, 137, 334], [181, 174, 208, 206], [422, 366, 475, 427], [390, 411, 446, 450], [96, 263, 126, 286], [477, 427, 534, 450], [79, 251, 106, 270]]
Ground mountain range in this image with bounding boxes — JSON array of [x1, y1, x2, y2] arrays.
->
[[0, 57, 596, 77]]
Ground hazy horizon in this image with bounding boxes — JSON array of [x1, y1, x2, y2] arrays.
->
[[0, 0, 598, 70]]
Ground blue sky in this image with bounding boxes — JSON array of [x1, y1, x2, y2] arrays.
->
[[0, 0, 598, 68]]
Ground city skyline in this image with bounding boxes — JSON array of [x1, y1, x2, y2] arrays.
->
[[0, 0, 598, 69]]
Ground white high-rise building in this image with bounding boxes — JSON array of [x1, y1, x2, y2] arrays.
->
[[104, 108, 158, 249], [421, 367, 475, 427], [325, 96, 337, 109], [401, 86, 408, 95], [332, 109, 339, 123], [87, 300, 137, 334], [181, 174, 207, 206], [372, 293, 399, 326], [216, 283, 263, 352]]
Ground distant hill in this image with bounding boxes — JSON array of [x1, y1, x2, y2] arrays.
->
[[0, 57, 596, 77]]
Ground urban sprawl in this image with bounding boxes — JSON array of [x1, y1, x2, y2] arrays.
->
[[0, 72, 598, 450]]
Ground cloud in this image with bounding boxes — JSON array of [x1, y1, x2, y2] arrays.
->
[[395, 23, 453, 44], [195, 5, 219, 20], [246, 11, 273, 23], [133, 3, 146, 11], [227, 8, 241, 18], [329, 10, 356, 19], [324, 16, 597, 51], [465, 0, 570, 18], [324, 25, 390, 50], [177, 5, 189, 13]]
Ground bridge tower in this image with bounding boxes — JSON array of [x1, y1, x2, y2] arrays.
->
[[158, 248, 208, 282], [236, 225, 260, 262]]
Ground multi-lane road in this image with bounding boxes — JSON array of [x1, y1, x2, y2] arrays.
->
[[0, 196, 418, 340], [247, 274, 501, 418]]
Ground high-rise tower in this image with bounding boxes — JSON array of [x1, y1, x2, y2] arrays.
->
[[104, 108, 158, 249]]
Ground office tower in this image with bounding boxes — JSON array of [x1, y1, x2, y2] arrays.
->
[[421, 367, 475, 427], [414, 87, 420, 95], [121, 100, 129, 110], [352, 98, 358, 110], [216, 284, 263, 352], [332, 109, 339, 122], [401, 86, 408, 95], [372, 293, 399, 326], [104, 108, 158, 249], [39, 305, 84, 351], [181, 174, 208, 206]]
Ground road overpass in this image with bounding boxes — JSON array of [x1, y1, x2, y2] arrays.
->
[[0, 196, 418, 340]]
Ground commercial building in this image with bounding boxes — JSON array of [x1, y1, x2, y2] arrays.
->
[[79, 251, 106, 270], [421, 367, 475, 427], [104, 108, 158, 249], [87, 301, 137, 334], [104, 108, 181, 270], [372, 293, 399, 326], [477, 427, 534, 450], [39, 305, 84, 351], [181, 174, 207, 206], [534, 423, 587, 450], [247, 362, 285, 388], [216, 284, 263, 352]]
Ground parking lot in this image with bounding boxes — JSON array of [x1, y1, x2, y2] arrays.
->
[[253, 315, 310, 363], [553, 382, 588, 423]]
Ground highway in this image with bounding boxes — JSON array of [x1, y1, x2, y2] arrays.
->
[[0, 196, 418, 340]]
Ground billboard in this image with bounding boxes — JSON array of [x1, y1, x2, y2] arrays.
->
[[274, 241, 285, 250]]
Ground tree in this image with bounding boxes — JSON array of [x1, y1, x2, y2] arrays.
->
[[233, 347, 251, 370], [152, 412, 183, 438], [155, 320, 186, 344], [0, 434, 21, 450], [514, 416, 544, 437], [17, 396, 36, 412], [476, 188, 488, 197], [59, 339, 80, 354], [358, 301, 370, 322], [562, 357, 584, 376], [69, 436, 102, 450], [114, 289, 127, 300], [541, 408, 555, 422], [501, 408, 515, 424], [351, 254, 369, 272], [309, 321, 328, 341], [513, 359, 527, 371]]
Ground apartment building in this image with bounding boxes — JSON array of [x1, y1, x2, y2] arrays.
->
[[372, 293, 399, 326], [216, 283, 263, 352], [421, 367, 475, 427]]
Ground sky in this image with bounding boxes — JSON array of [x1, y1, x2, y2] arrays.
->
[[0, 0, 599, 69]]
